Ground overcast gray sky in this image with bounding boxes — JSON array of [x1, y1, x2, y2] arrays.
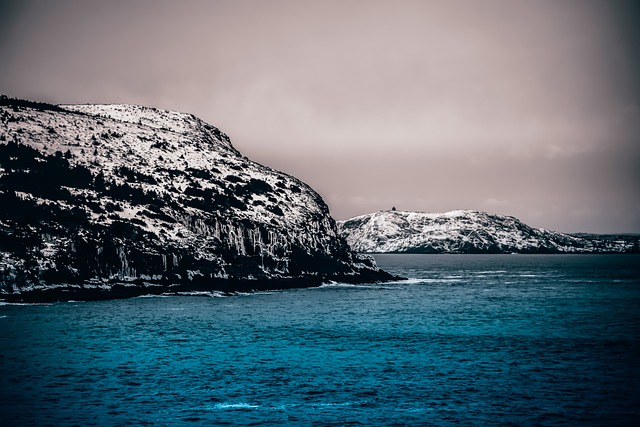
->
[[1, 0, 638, 233]]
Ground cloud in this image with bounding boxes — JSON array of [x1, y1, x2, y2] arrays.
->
[[0, 0, 638, 233], [484, 198, 510, 207]]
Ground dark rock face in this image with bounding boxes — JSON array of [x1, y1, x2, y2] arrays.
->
[[0, 97, 395, 301], [338, 210, 639, 254]]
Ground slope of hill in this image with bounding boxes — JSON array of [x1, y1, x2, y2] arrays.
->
[[0, 96, 394, 301], [338, 210, 639, 254]]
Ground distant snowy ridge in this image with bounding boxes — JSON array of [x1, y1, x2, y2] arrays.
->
[[338, 210, 639, 254], [0, 96, 395, 301]]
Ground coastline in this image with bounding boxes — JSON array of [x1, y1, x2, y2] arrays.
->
[[0, 270, 403, 303]]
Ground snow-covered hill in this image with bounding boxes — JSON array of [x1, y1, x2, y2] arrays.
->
[[0, 96, 394, 301], [338, 210, 639, 254]]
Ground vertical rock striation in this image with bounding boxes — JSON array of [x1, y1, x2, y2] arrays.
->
[[0, 97, 395, 301]]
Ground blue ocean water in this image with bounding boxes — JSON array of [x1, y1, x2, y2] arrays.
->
[[1, 254, 639, 426]]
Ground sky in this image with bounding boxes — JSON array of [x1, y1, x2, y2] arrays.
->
[[1, 0, 639, 233]]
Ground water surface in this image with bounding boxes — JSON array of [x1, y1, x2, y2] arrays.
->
[[1, 255, 639, 425]]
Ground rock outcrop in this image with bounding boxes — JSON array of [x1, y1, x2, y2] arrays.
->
[[338, 209, 639, 254], [0, 96, 395, 301]]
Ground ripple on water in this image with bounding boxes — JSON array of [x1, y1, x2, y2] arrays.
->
[[0, 254, 639, 426]]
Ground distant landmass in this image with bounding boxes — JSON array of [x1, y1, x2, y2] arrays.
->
[[0, 96, 395, 302], [338, 210, 639, 254]]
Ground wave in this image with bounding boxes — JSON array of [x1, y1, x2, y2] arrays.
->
[[137, 291, 229, 298], [389, 278, 424, 285], [475, 270, 508, 275], [136, 294, 173, 298], [0, 301, 53, 306], [308, 402, 355, 408], [208, 401, 359, 411], [139, 290, 282, 299], [319, 277, 472, 288], [226, 290, 284, 297], [173, 291, 228, 298], [211, 402, 261, 410], [318, 282, 400, 290], [417, 278, 463, 284]]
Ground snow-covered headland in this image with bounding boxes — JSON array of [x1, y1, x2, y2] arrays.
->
[[0, 96, 396, 302], [338, 209, 639, 254]]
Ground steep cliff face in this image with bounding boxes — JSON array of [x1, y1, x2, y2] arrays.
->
[[338, 210, 639, 254], [0, 97, 393, 301]]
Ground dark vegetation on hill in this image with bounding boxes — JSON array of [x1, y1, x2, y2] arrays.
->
[[1, 97, 396, 302]]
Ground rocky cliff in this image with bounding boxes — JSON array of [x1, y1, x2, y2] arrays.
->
[[338, 210, 639, 254], [0, 96, 394, 301]]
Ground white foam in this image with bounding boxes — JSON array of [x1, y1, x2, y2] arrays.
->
[[310, 402, 355, 408], [476, 270, 507, 274], [318, 283, 399, 290], [388, 278, 423, 285], [0, 301, 53, 306], [136, 294, 172, 298], [418, 278, 463, 283], [174, 291, 227, 298], [212, 403, 260, 410]]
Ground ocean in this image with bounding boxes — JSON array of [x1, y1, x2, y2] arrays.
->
[[1, 254, 639, 426]]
